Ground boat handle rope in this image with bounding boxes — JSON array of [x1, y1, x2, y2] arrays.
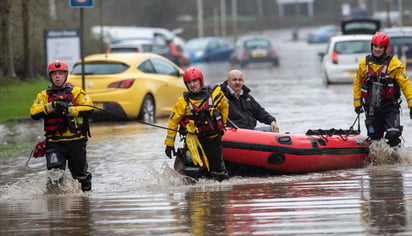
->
[[74, 104, 241, 134], [349, 113, 361, 134], [74, 104, 182, 133], [305, 114, 362, 142]]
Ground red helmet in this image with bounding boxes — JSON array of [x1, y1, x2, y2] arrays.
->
[[183, 67, 204, 86], [47, 61, 69, 73], [371, 32, 390, 47]]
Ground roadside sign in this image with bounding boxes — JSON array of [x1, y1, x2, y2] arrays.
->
[[44, 29, 80, 73], [70, 0, 94, 8]]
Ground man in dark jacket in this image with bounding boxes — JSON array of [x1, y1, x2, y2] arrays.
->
[[221, 69, 279, 132]]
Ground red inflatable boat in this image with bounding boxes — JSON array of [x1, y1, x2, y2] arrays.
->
[[222, 127, 371, 175]]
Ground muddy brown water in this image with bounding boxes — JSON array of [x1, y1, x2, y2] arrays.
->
[[2, 28, 412, 235]]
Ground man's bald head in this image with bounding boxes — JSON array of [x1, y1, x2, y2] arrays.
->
[[227, 69, 244, 94]]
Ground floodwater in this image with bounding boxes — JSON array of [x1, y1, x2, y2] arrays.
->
[[2, 28, 412, 236]]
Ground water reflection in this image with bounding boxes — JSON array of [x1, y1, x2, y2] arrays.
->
[[362, 168, 407, 235], [183, 191, 228, 235], [0, 195, 91, 235]]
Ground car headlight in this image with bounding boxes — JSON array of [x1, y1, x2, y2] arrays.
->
[[194, 51, 204, 58]]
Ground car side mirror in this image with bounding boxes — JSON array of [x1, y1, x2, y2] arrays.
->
[[318, 52, 325, 61]]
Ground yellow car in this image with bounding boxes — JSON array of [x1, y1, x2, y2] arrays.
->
[[67, 53, 186, 122]]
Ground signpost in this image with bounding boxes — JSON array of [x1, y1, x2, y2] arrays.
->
[[70, 0, 94, 8], [69, 0, 94, 90]]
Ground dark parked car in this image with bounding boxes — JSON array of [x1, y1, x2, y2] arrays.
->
[[230, 36, 279, 68], [185, 37, 232, 63], [306, 25, 340, 44]]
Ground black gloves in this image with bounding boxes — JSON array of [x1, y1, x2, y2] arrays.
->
[[165, 146, 175, 159], [355, 106, 363, 114], [410, 109, 412, 120], [53, 101, 68, 115]]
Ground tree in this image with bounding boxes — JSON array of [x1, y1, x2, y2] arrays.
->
[[0, 0, 16, 78], [21, 0, 33, 80]]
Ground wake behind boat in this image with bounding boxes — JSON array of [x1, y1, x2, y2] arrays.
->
[[174, 127, 371, 179]]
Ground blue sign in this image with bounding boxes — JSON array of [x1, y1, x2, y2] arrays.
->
[[70, 0, 94, 8]]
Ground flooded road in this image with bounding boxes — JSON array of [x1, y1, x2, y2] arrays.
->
[[2, 28, 412, 235]]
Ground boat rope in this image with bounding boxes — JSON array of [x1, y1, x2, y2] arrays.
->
[[74, 104, 239, 134], [74, 104, 181, 133]]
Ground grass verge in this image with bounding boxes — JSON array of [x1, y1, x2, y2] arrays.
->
[[0, 77, 49, 159], [0, 144, 30, 159], [0, 77, 49, 123]]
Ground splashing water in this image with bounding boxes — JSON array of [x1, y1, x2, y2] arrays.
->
[[0, 169, 82, 200], [369, 139, 412, 165]]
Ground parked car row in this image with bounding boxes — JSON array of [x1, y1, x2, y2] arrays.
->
[[75, 26, 282, 122], [184, 36, 279, 68], [99, 24, 281, 69]]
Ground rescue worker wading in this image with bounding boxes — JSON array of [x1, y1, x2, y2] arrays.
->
[[30, 61, 94, 191], [353, 32, 412, 148], [164, 67, 229, 181]]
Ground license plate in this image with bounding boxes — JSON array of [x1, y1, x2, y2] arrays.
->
[[252, 51, 268, 58]]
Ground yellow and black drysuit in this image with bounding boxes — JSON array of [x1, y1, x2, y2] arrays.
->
[[353, 53, 412, 146], [30, 83, 94, 191], [165, 85, 229, 180]]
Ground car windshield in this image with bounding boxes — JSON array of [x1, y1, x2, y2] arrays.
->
[[391, 36, 412, 45], [71, 63, 129, 75], [334, 40, 370, 54], [138, 58, 179, 76], [345, 22, 377, 31], [244, 39, 270, 49], [186, 39, 210, 50], [110, 48, 139, 53]]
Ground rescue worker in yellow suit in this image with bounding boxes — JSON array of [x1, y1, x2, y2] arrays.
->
[[164, 67, 229, 181], [353, 32, 412, 149], [30, 61, 94, 191]]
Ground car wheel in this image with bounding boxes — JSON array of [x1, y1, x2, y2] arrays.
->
[[138, 94, 155, 123]]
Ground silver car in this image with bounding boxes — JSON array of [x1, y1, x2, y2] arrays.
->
[[319, 19, 380, 84], [320, 34, 372, 84]]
